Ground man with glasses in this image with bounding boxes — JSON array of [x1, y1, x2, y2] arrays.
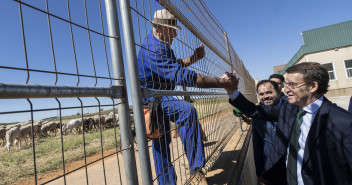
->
[[137, 9, 235, 185], [225, 62, 352, 185]]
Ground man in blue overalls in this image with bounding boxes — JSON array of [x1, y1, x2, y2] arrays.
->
[[137, 9, 234, 185]]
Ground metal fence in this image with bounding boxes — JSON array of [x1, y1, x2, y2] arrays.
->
[[0, 0, 256, 185]]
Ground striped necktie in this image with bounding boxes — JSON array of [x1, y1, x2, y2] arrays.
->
[[287, 108, 306, 185]]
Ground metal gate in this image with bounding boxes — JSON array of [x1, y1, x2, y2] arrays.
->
[[0, 0, 256, 184]]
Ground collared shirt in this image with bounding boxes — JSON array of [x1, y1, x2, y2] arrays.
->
[[281, 93, 288, 102], [229, 90, 324, 184], [228, 90, 240, 101], [286, 96, 323, 185], [263, 99, 283, 157], [263, 121, 276, 157], [137, 31, 197, 90], [231, 90, 282, 164]]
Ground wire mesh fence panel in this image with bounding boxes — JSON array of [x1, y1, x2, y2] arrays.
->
[[0, 0, 135, 185], [124, 0, 256, 184], [1, 0, 256, 184]]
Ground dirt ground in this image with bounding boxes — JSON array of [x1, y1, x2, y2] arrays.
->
[[13, 148, 120, 185], [13, 112, 250, 185]]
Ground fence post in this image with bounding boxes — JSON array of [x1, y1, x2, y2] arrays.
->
[[224, 32, 234, 72], [118, 0, 153, 184], [104, 0, 138, 184]]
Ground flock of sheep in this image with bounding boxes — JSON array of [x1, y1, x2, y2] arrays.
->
[[0, 112, 126, 151]]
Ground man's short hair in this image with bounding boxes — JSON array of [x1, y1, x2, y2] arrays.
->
[[269, 74, 285, 83], [256, 80, 281, 93], [286, 62, 329, 94]]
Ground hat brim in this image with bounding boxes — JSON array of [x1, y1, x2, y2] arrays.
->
[[152, 22, 181, 30]]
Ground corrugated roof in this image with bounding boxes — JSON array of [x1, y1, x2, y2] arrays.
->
[[278, 20, 352, 74]]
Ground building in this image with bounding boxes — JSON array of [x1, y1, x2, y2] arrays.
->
[[273, 64, 286, 74], [278, 20, 352, 110]]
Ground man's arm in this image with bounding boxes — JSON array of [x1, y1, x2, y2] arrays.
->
[[195, 72, 239, 89], [230, 91, 279, 122], [178, 44, 205, 67], [223, 72, 279, 121]]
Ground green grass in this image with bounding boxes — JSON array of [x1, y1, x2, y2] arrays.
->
[[0, 127, 121, 185], [0, 99, 231, 185]]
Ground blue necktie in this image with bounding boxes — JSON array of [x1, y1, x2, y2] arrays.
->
[[287, 108, 306, 185]]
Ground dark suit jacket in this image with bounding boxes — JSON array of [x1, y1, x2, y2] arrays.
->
[[252, 118, 287, 185], [348, 96, 352, 113], [252, 117, 266, 176], [230, 93, 352, 185]]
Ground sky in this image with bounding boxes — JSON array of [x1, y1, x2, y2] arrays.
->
[[203, 0, 352, 81], [0, 0, 118, 123], [1, 0, 352, 123]]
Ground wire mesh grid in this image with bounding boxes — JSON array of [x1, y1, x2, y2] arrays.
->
[[128, 0, 256, 184], [0, 0, 132, 184], [0, 0, 256, 185]]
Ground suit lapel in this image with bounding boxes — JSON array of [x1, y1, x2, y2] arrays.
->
[[285, 106, 297, 141], [302, 97, 331, 168]]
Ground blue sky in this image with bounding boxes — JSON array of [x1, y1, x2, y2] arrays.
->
[[0, 0, 117, 123], [204, 0, 352, 80]]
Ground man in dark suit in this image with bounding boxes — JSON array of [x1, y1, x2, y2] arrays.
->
[[224, 62, 352, 185], [252, 80, 285, 185]]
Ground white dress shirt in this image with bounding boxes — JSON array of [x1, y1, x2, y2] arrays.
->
[[286, 96, 323, 185]]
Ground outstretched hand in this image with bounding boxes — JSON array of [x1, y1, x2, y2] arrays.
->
[[193, 44, 205, 61], [219, 72, 239, 94]]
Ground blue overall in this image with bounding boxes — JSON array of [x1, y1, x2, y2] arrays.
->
[[137, 31, 205, 185]]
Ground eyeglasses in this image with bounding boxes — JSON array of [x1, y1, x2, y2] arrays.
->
[[284, 82, 307, 89]]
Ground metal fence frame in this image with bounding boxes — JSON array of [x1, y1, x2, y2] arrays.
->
[[1, 0, 138, 184], [0, 0, 256, 184], [118, 0, 256, 184]]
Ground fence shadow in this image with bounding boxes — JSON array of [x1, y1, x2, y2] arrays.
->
[[205, 150, 241, 184]]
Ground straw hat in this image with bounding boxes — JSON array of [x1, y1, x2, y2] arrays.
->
[[152, 9, 181, 30]]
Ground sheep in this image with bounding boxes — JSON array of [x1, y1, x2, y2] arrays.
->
[[0, 127, 6, 146], [83, 118, 94, 132], [92, 115, 106, 130], [64, 119, 82, 134], [5, 123, 20, 131], [111, 113, 134, 127], [40, 122, 59, 137], [5, 127, 21, 151], [52, 122, 61, 136], [19, 125, 32, 146], [15, 121, 42, 139], [32, 121, 43, 139], [105, 112, 119, 128]]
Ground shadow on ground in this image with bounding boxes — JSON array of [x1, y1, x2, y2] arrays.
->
[[204, 141, 217, 147], [205, 150, 240, 185]]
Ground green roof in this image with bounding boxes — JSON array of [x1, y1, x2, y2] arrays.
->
[[278, 20, 352, 74]]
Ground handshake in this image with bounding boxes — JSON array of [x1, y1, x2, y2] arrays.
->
[[219, 72, 239, 94]]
